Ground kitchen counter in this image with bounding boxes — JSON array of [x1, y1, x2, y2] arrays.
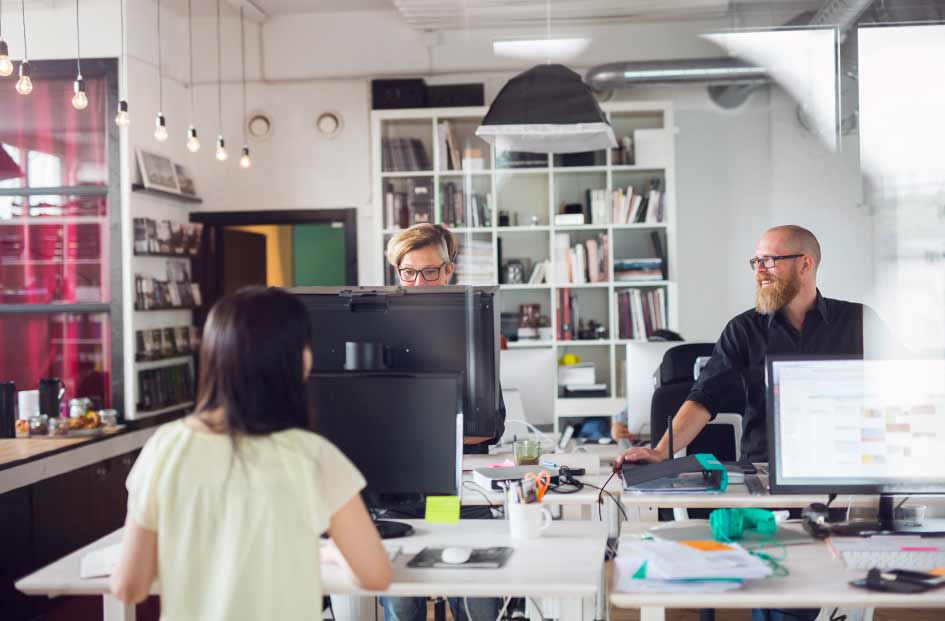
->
[[0, 412, 185, 495]]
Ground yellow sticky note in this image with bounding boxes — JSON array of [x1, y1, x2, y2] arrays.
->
[[425, 496, 460, 524], [680, 540, 733, 552]]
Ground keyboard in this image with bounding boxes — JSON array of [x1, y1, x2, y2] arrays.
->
[[833, 538, 945, 570]]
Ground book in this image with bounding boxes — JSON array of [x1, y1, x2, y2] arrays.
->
[[554, 213, 586, 225]]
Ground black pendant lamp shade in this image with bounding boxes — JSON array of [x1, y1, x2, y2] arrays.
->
[[476, 64, 616, 154]]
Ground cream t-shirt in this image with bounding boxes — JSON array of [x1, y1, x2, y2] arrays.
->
[[126, 420, 365, 621]]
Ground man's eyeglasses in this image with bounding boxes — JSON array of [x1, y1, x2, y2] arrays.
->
[[748, 254, 803, 270], [398, 263, 447, 282]]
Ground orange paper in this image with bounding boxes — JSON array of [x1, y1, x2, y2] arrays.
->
[[679, 540, 733, 552]]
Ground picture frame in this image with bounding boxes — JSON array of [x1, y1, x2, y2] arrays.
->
[[174, 163, 197, 196], [136, 149, 179, 194]]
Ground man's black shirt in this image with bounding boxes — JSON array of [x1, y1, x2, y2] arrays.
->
[[687, 290, 877, 463]]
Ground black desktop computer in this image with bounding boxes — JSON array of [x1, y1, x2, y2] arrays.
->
[[308, 370, 463, 538], [766, 356, 945, 535], [292, 286, 501, 440]]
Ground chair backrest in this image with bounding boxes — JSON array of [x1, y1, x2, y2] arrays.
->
[[656, 343, 716, 386], [649, 344, 744, 461]]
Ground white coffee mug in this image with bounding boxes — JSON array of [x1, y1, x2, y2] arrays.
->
[[508, 503, 552, 540], [17, 390, 39, 420]]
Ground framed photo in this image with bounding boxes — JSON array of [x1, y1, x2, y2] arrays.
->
[[136, 149, 179, 193], [174, 163, 197, 196]]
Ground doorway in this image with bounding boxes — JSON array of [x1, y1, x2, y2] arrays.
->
[[189, 209, 358, 324]]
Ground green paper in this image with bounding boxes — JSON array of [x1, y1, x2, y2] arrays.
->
[[632, 560, 648, 579], [425, 496, 460, 524]]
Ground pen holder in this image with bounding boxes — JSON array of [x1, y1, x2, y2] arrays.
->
[[508, 503, 552, 540]]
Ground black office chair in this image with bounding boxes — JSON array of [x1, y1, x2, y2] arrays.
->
[[649, 343, 745, 461]]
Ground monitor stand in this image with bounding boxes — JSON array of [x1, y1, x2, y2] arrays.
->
[[831, 494, 945, 537], [374, 519, 414, 539]]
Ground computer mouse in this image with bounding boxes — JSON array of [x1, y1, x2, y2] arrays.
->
[[441, 546, 472, 565], [597, 437, 613, 445]]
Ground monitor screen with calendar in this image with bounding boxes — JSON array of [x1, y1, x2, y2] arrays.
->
[[767, 356, 945, 494]]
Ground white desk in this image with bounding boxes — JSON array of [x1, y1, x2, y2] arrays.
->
[[610, 522, 945, 621], [16, 520, 608, 621], [620, 484, 826, 509]]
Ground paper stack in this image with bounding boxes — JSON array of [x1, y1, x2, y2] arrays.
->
[[614, 538, 772, 593]]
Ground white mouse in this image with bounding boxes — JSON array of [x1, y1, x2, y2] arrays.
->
[[597, 437, 613, 445], [441, 546, 472, 565]]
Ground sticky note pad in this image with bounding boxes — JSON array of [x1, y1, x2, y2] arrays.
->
[[680, 540, 733, 552], [425, 496, 460, 524]]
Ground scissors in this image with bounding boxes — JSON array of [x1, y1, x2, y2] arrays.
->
[[523, 470, 551, 502]]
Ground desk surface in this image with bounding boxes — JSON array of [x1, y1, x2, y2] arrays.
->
[[620, 484, 826, 509], [610, 522, 945, 609], [17, 520, 608, 600]]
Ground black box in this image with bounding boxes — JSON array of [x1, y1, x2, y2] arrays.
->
[[427, 83, 485, 108], [372, 79, 428, 110]]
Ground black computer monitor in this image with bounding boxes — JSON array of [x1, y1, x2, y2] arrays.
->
[[766, 355, 945, 534], [308, 370, 463, 537], [292, 286, 500, 439]]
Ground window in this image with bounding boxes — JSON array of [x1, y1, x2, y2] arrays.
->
[[0, 59, 122, 410]]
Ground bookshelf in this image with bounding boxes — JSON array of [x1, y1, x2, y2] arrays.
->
[[372, 102, 677, 431]]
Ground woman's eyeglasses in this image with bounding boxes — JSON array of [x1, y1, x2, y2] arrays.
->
[[398, 263, 447, 282]]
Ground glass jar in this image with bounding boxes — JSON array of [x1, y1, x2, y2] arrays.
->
[[69, 398, 93, 418], [100, 409, 119, 428], [48, 417, 70, 437], [28, 415, 49, 436]]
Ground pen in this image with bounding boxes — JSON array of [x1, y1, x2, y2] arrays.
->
[[540, 460, 559, 469]]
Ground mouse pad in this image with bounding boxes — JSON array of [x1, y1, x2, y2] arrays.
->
[[407, 547, 513, 569]]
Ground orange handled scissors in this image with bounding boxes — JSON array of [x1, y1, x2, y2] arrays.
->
[[524, 470, 551, 502]]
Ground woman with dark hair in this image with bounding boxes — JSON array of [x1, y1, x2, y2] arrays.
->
[[111, 287, 392, 619]]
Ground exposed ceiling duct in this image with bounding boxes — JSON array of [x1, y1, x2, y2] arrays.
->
[[584, 0, 877, 109]]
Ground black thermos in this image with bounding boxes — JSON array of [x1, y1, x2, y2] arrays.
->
[[38, 377, 64, 418], [0, 381, 15, 438]]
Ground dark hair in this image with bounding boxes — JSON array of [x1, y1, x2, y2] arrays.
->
[[195, 286, 312, 437]]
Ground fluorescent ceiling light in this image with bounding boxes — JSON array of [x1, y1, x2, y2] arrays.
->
[[493, 38, 590, 61]]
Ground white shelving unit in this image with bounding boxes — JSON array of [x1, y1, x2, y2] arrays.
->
[[372, 102, 677, 431]]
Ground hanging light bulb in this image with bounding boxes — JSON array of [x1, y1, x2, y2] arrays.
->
[[186, 125, 200, 152], [115, 100, 130, 127], [72, 77, 88, 110], [71, 0, 86, 109], [115, 0, 130, 126], [16, 60, 32, 95], [154, 112, 168, 142], [15, 0, 30, 94], [238, 8, 252, 170], [0, 0, 14, 76], [215, 135, 227, 161], [0, 41, 12, 78], [239, 145, 251, 168]]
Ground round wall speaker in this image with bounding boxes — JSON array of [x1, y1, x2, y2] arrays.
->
[[315, 111, 343, 139], [247, 112, 272, 141]]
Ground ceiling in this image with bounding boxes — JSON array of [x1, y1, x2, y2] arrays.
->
[[158, 0, 824, 26]]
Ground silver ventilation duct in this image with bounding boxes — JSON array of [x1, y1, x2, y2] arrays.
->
[[585, 0, 877, 109]]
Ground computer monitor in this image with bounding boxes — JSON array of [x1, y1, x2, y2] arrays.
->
[[308, 370, 463, 538], [292, 286, 500, 439], [767, 356, 945, 533]]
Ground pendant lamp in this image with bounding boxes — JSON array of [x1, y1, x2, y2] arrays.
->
[[475, 63, 616, 154]]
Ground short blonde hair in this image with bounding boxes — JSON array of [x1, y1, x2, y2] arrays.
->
[[386, 224, 458, 268]]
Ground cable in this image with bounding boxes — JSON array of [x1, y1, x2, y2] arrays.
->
[[495, 596, 511, 621], [462, 480, 500, 511], [586, 470, 629, 522], [896, 496, 910, 512], [528, 597, 545, 621], [464, 596, 473, 621]]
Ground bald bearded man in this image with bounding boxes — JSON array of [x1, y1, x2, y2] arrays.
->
[[617, 225, 890, 467]]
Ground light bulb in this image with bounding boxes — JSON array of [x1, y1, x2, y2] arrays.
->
[[154, 112, 168, 142], [16, 61, 32, 95], [215, 136, 228, 161], [186, 126, 200, 153], [0, 41, 13, 77], [72, 78, 88, 110], [239, 146, 252, 168], [115, 100, 130, 127]]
